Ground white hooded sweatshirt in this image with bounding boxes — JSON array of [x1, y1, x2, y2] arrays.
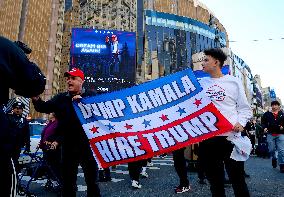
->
[[199, 74, 252, 136]]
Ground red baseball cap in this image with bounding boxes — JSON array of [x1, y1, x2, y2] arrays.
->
[[64, 68, 84, 81]]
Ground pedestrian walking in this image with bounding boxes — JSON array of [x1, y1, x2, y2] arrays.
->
[[261, 100, 284, 171], [255, 118, 264, 145], [198, 48, 252, 197], [245, 119, 256, 155]]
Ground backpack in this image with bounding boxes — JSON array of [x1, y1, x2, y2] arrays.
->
[[255, 141, 269, 158]]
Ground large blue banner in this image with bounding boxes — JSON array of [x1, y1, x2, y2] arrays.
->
[[73, 68, 233, 168]]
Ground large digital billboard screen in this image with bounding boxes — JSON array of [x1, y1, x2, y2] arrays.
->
[[70, 28, 136, 94]]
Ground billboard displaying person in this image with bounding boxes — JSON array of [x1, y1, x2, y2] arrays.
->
[[70, 28, 136, 94]]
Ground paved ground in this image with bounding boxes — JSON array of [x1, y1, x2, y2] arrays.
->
[[17, 155, 284, 197]]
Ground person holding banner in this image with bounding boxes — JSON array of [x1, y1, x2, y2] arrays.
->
[[198, 48, 252, 197], [32, 68, 101, 197]]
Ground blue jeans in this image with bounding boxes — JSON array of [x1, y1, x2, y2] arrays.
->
[[267, 134, 284, 165]]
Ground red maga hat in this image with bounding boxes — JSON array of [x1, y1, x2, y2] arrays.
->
[[64, 68, 84, 81]]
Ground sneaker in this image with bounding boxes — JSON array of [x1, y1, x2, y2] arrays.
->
[[159, 154, 167, 159], [173, 184, 189, 189], [131, 180, 142, 189], [147, 162, 154, 167], [174, 185, 191, 194], [140, 171, 148, 178], [272, 158, 277, 168]]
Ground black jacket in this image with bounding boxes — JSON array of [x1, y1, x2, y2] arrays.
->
[[0, 36, 46, 157], [244, 121, 256, 136], [32, 92, 90, 150], [261, 110, 284, 134], [7, 114, 30, 151]]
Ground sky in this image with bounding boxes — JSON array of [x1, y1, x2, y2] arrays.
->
[[199, 0, 284, 102]]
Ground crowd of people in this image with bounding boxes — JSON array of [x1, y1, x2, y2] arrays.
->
[[1, 35, 284, 197]]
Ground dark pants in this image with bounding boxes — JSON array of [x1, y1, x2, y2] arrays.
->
[[249, 134, 256, 154], [11, 147, 21, 174], [199, 137, 250, 197], [0, 157, 17, 197], [173, 148, 189, 186], [43, 148, 62, 182], [197, 156, 206, 181], [195, 144, 206, 181], [98, 168, 111, 181], [61, 145, 100, 197], [128, 159, 147, 181]]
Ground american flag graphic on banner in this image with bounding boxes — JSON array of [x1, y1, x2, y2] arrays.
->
[[73, 68, 233, 168]]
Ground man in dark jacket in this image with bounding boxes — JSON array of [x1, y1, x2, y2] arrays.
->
[[32, 68, 101, 197], [262, 100, 284, 172], [0, 36, 46, 197], [245, 119, 256, 154], [7, 102, 30, 174]]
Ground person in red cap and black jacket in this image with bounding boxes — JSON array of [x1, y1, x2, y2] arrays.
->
[[32, 67, 101, 197], [0, 36, 46, 197]]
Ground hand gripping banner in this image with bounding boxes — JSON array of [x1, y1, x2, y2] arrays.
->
[[73, 68, 233, 168]]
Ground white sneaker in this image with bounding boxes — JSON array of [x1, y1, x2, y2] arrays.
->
[[175, 185, 191, 194], [140, 171, 148, 178], [147, 162, 154, 167], [159, 154, 167, 159], [131, 180, 142, 189]]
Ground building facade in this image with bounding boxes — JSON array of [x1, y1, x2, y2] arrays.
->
[[262, 87, 282, 111], [60, 0, 81, 92], [60, 0, 228, 87], [79, 0, 136, 32], [1, 0, 230, 118], [262, 87, 272, 111], [136, 0, 228, 83], [138, 9, 227, 83]]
